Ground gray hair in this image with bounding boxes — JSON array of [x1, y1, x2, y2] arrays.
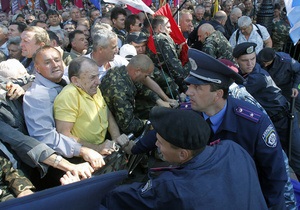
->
[[238, 16, 252, 28], [0, 24, 8, 35], [92, 29, 117, 51], [7, 36, 21, 46], [231, 7, 242, 16], [0, 59, 28, 80], [91, 23, 112, 37]]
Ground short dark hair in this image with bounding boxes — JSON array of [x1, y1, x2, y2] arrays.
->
[[30, 20, 46, 26], [110, 7, 127, 20], [209, 83, 230, 99], [125, 14, 138, 32], [47, 30, 60, 45], [68, 30, 84, 43], [46, 9, 59, 17], [9, 22, 27, 33]]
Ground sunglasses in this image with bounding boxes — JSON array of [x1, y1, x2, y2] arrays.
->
[[135, 23, 143, 27]]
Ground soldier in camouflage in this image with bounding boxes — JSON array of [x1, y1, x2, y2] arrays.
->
[[125, 32, 179, 98], [272, 19, 290, 52], [198, 23, 234, 62], [100, 54, 170, 137], [0, 156, 35, 202], [149, 15, 190, 93]]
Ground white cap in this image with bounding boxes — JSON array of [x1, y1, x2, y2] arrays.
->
[[119, 44, 137, 61]]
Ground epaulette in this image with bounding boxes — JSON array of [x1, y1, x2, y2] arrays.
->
[[277, 52, 292, 63], [234, 106, 261, 123]]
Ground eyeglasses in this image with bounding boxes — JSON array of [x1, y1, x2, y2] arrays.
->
[[135, 23, 143, 27]]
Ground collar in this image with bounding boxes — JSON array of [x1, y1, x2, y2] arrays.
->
[[217, 97, 238, 133], [203, 101, 227, 133]]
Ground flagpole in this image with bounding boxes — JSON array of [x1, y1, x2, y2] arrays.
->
[[172, 0, 188, 17]]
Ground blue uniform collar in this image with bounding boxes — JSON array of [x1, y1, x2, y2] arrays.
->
[[203, 101, 227, 133], [217, 97, 239, 134]]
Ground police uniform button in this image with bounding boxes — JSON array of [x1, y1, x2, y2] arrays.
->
[[238, 108, 243, 112], [250, 113, 254, 117]]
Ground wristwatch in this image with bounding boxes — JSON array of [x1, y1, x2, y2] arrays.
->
[[53, 155, 62, 168]]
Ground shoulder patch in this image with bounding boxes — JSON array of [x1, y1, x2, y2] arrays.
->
[[234, 106, 261, 123], [141, 180, 152, 194], [262, 124, 277, 147]]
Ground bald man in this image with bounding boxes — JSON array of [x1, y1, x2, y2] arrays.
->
[[198, 23, 234, 61], [209, 11, 227, 36], [224, 7, 242, 39]]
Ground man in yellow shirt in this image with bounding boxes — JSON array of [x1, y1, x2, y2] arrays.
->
[[54, 57, 129, 155]]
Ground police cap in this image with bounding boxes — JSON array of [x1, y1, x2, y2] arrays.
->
[[150, 107, 210, 150], [126, 32, 148, 44], [232, 42, 257, 58], [257, 47, 276, 63], [184, 48, 244, 86]]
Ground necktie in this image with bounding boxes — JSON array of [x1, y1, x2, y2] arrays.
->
[[206, 118, 214, 140]]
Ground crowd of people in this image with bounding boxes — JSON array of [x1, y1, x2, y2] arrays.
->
[[0, 0, 299, 209]]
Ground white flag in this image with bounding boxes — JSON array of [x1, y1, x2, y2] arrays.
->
[[285, 0, 300, 45], [103, 0, 154, 15]]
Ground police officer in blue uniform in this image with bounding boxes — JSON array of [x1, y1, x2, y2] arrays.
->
[[233, 43, 300, 183], [101, 107, 268, 210], [257, 47, 300, 111], [184, 49, 287, 209]]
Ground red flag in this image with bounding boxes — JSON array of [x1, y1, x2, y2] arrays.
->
[[127, 0, 152, 14], [74, 0, 83, 8], [55, 0, 62, 10], [148, 4, 188, 65], [1, 0, 10, 13]]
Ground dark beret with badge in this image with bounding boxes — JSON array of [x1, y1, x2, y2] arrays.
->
[[257, 47, 276, 63], [150, 107, 210, 150], [184, 48, 245, 86], [126, 32, 148, 44], [232, 42, 257, 58]]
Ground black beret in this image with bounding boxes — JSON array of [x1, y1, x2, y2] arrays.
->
[[257, 47, 276, 63], [126, 32, 148, 44], [150, 107, 210, 150], [232, 42, 257, 58], [184, 48, 245, 86]]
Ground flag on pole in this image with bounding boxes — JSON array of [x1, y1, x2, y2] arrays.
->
[[11, 0, 19, 14], [148, 4, 189, 65], [35, 0, 41, 9], [285, 0, 300, 44], [103, 0, 154, 14], [1, 0, 10, 13], [90, 0, 101, 10], [55, 0, 62, 10], [74, 0, 84, 8], [127, 0, 152, 14], [213, 0, 219, 16]]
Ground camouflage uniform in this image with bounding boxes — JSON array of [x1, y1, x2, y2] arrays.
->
[[0, 156, 35, 202], [150, 66, 179, 99], [202, 30, 234, 62], [100, 66, 160, 136], [272, 20, 290, 52], [149, 33, 190, 92]]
